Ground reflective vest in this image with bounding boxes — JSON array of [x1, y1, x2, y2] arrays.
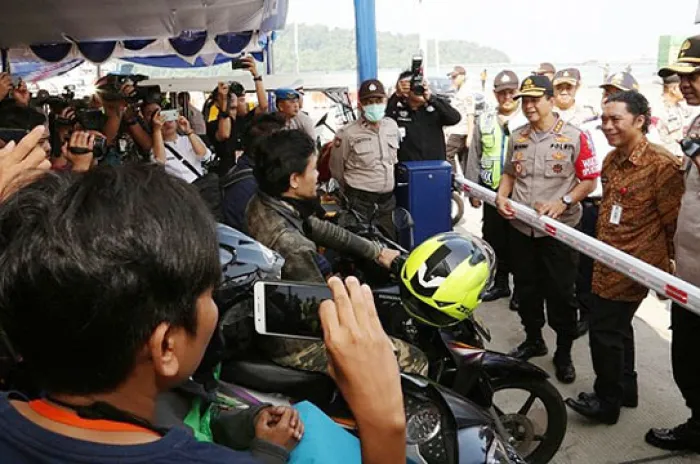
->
[[478, 112, 508, 189]]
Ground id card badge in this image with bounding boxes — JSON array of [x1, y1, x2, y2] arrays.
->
[[118, 138, 128, 153], [398, 127, 406, 141], [610, 204, 623, 225]]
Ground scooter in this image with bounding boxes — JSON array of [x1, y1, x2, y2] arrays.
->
[[330, 209, 567, 464], [207, 224, 526, 464]]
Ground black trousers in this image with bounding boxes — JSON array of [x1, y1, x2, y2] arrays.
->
[[589, 294, 641, 406], [576, 199, 600, 320], [344, 187, 397, 241], [671, 303, 700, 422], [510, 229, 579, 351], [482, 202, 512, 283]]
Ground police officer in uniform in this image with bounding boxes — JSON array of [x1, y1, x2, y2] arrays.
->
[[552, 68, 597, 128], [331, 79, 400, 239], [646, 35, 700, 454], [655, 74, 691, 158], [496, 75, 600, 384], [465, 70, 527, 303]]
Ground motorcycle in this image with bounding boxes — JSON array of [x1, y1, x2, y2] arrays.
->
[[331, 209, 567, 464], [208, 224, 526, 464]]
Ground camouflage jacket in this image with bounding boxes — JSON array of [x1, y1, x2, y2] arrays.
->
[[246, 193, 381, 283]]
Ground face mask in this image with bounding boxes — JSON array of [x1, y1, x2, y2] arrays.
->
[[363, 103, 387, 123]]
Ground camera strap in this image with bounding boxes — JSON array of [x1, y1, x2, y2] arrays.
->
[[164, 143, 203, 179]]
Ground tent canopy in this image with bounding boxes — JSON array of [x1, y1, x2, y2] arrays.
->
[[1, 0, 287, 79], [1, 0, 284, 49]]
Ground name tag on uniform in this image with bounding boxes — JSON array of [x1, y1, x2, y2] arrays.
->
[[610, 204, 623, 225], [398, 127, 406, 140]]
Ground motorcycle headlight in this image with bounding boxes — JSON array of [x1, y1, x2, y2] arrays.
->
[[406, 403, 442, 445]]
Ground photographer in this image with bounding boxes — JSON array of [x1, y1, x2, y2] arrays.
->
[[152, 110, 211, 184], [386, 73, 461, 162], [53, 131, 97, 173], [95, 75, 154, 161], [206, 56, 269, 176], [0, 74, 30, 107]]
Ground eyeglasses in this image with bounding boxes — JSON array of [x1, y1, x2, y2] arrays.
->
[[680, 137, 700, 158]]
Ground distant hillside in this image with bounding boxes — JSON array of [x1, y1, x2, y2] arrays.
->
[[273, 24, 510, 73]]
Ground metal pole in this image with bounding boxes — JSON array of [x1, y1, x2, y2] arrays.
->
[[454, 175, 700, 317], [418, 0, 428, 69], [353, 0, 379, 84], [294, 22, 300, 75], [1, 49, 10, 74]]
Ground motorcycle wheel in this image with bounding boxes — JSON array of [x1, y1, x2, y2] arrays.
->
[[451, 191, 465, 226], [489, 378, 566, 464]]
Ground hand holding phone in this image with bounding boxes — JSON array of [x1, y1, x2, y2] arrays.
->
[[254, 281, 331, 340], [161, 109, 180, 122]]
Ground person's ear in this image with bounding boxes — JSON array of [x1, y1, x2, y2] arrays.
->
[[289, 172, 299, 190], [148, 322, 182, 380], [634, 114, 646, 131]]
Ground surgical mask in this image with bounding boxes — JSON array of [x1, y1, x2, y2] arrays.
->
[[363, 103, 387, 123]]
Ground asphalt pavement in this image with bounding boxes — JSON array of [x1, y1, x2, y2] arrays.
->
[[455, 203, 700, 464]]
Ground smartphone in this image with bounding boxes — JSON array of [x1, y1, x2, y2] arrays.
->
[[253, 281, 332, 340], [231, 57, 249, 70], [0, 128, 29, 144], [161, 109, 179, 122], [10, 76, 22, 87]]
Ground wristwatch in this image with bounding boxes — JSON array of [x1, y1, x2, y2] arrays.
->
[[253, 76, 263, 82], [562, 195, 573, 208]]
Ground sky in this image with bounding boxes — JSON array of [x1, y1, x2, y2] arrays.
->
[[286, 0, 700, 63]]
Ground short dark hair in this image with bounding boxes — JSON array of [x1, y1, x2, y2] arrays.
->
[[0, 165, 221, 395], [605, 90, 651, 134], [253, 130, 316, 197], [243, 112, 287, 152], [0, 101, 46, 130], [398, 70, 413, 81]]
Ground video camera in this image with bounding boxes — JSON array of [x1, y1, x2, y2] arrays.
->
[[410, 55, 425, 95], [98, 74, 161, 103]]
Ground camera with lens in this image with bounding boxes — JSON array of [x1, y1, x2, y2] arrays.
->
[[410, 55, 425, 95], [98, 74, 159, 103]]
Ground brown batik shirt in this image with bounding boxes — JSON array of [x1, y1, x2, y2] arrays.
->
[[592, 138, 684, 302]]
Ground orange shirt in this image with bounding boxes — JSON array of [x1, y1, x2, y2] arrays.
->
[[592, 138, 684, 302]]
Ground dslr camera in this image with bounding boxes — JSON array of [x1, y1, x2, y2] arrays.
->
[[98, 74, 160, 103]]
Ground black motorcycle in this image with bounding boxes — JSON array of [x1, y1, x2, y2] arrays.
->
[[330, 209, 567, 464], [209, 224, 526, 464]]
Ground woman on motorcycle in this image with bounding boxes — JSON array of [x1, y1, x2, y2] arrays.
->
[[246, 130, 428, 375]]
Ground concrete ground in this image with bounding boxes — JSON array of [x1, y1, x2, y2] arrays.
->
[[454, 203, 700, 464]]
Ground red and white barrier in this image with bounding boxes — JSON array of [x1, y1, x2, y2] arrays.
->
[[455, 176, 700, 317]]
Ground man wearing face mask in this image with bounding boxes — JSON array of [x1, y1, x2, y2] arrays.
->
[[331, 79, 400, 239]]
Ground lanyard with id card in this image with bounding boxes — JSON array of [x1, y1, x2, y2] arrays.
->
[[609, 204, 622, 225]]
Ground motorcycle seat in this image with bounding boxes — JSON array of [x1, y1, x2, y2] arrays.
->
[[220, 359, 336, 403]]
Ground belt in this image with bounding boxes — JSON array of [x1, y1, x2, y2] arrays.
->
[[344, 185, 394, 203], [583, 197, 602, 207]]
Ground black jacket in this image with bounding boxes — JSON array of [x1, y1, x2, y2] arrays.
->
[[385, 94, 461, 162]]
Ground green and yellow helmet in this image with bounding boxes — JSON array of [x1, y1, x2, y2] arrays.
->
[[400, 232, 496, 327]]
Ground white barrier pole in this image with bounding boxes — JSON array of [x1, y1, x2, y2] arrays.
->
[[454, 176, 700, 317]]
